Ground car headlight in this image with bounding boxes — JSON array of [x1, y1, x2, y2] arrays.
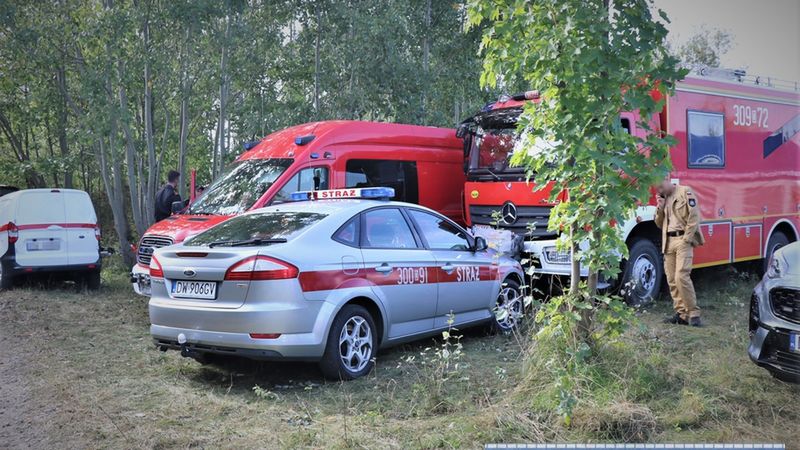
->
[[766, 254, 784, 279]]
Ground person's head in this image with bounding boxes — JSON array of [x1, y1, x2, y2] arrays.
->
[[196, 186, 205, 196], [656, 177, 675, 197], [167, 170, 180, 186]]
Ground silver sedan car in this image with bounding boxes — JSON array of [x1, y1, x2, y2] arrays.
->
[[149, 188, 525, 380]]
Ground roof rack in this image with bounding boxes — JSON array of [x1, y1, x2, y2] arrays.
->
[[689, 66, 799, 92]]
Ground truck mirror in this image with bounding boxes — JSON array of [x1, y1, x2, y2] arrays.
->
[[473, 236, 488, 253], [171, 200, 185, 214]]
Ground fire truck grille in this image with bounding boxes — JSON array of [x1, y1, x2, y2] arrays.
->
[[469, 205, 556, 239], [137, 236, 174, 266], [770, 288, 800, 324]]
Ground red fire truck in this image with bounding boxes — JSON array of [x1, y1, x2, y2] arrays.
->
[[131, 120, 464, 295], [458, 68, 800, 304]]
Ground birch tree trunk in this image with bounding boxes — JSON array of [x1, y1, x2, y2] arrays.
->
[[142, 6, 157, 226]]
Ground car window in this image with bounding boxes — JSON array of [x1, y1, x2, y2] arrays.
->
[[345, 159, 419, 203], [16, 191, 65, 224], [272, 167, 330, 204], [361, 208, 417, 249], [333, 217, 359, 247], [185, 211, 327, 246], [408, 209, 471, 251]]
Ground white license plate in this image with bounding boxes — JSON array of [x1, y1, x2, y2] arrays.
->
[[791, 333, 800, 354], [26, 239, 60, 251], [172, 280, 217, 300]]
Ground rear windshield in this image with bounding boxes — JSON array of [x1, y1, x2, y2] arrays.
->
[[188, 158, 292, 216], [184, 211, 327, 246]]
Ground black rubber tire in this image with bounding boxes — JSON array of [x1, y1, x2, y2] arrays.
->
[[0, 264, 13, 290], [763, 231, 790, 274], [319, 304, 377, 381], [620, 239, 663, 306], [490, 278, 523, 334], [85, 270, 101, 291]]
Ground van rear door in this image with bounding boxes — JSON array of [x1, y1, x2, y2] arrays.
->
[[14, 190, 69, 267], [64, 191, 99, 265]]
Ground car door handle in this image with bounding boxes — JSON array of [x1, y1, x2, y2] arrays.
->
[[375, 264, 393, 274], [441, 263, 455, 273]]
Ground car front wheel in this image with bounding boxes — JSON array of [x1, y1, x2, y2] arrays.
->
[[492, 278, 524, 334], [319, 304, 377, 381]]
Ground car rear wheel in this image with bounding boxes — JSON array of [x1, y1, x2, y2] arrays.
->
[[620, 239, 663, 306], [85, 270, 101, 291], [319, 304, 377, 381], [491, 278, 523, 334], [0, 264, 12, 290]]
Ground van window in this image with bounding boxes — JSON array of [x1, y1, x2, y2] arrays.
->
[[687, 111, 725, 168], [271, 167, 330, 205], [16, 192, 65, 225], [64, 192, 97, 223], [345, 160, 419, 203], [188, 158, 292, 215]]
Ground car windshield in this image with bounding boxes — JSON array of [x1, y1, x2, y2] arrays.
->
[[184, 211, 328, 247], [188, 158, 292, 215]]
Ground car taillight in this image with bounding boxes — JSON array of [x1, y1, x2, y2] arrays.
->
[[249, 333, 281, 339], [150, 255, 164, 278], [225, 255, 298, 281], [6, 222, 18, 244], [94, 225, 101, 241]]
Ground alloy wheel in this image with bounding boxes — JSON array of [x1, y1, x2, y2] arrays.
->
[[339, 316, 373, 373], [494, 285, 523, 330]]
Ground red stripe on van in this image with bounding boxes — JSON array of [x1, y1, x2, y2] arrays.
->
[[14, 223, 96, 231]]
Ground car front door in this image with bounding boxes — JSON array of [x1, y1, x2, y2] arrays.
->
[[359, 207, 437, 338], [406, 208, 498, 328]]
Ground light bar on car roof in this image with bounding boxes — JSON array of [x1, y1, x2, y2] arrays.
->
[[290, 187, 395, 202]]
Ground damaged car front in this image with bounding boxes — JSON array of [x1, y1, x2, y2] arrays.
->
[[748, 240, 800, 383]]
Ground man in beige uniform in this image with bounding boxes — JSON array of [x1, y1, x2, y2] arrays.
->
[[655, 179, 705, 327]]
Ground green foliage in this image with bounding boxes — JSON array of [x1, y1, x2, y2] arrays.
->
[[676, 26, 734, 69], [468, 0, 686, 422]]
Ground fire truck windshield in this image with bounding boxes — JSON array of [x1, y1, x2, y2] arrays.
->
[[468, 127, 521, 174], [188, 158, 292, 216]]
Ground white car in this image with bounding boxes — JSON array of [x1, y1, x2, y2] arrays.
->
[[0, 189, 102, 289]]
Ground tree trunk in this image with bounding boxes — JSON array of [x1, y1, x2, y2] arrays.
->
[[421, 0, 431, 123], [142, 6, 157, 227], [178, 26, 192, 199], [55, 65, 73, 188], [215, 11, 231, 178], [313, 3, 321, 117]]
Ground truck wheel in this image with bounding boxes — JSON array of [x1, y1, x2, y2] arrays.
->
[[0, 264, 13, 290], [319, 304, 377, 381], [621, 239, 663, 306], [85, 270, 101, 291], [491, 278, 524, 334], [763, 231, 789, 274]]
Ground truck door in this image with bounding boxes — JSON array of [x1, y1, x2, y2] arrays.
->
[[405, 208, 496, 328], [14, 190, 69, 267]]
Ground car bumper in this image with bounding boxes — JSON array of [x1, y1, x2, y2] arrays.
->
[[523, 239, 591, 277], [1, 254, 100, 275], [148, 297, 337, 360], [130, 263, 149, 296], [748, 278, 800, 381]]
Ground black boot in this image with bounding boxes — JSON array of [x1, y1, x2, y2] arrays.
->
[[663, 313, 688, 325], [689, 317, 703, 327]]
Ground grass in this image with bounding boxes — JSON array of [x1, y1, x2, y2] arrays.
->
[[0, 263, 797, 449]]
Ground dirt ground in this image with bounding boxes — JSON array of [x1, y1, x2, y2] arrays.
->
[[0, 267, 798, 449]]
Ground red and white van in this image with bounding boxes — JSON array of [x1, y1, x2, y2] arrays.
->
[[459, 68, 800, 304], [131, 120, 465, 295], [0, 189, 102, 289]]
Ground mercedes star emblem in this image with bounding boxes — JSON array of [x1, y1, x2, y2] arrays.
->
[[501, 201, 518, 225]]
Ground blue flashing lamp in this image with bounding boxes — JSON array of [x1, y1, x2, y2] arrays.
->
[[358, 187, 395, 199]]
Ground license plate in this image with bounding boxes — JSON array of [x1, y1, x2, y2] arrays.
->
[[791, 333, 800, 354], [26, 239, 60, 251], [172, 280, 217, 300]]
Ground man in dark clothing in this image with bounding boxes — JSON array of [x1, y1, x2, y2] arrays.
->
[[154, 170, 182, 222]]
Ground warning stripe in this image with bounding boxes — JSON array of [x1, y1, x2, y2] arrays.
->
[[0, 223, 96, 232], [297, 265, 500, 293]]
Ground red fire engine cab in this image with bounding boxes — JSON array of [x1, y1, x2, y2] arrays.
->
[[131, 120, 464, 295], [458, 68, 800, 304]]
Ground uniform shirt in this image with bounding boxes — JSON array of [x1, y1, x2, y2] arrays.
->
[[654, 185, 705, 251]]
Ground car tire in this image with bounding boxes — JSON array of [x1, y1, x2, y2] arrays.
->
[[85, 270, 101, 291], [763, 231, 790, 274], [319, 304, 377, 381], [0, 263, 12, 290], [620, 239, 663, 306], [490, 278, 524, 334]]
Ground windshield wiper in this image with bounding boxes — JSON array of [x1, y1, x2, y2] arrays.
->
[[485, 167, 501, 181], [208, 238, 287, 248]]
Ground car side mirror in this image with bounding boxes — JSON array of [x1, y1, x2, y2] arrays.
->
[[473, 236, 488, 253], [171, 200, 185, 214]]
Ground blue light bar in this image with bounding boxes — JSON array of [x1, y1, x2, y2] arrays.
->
[[289, 187, 396, 202]]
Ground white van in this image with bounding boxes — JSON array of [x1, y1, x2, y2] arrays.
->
[[0, 189, 101, 289]]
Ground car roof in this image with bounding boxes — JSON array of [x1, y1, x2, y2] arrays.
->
[[2, 188, 90, 201], [243, 199, 439, 219]]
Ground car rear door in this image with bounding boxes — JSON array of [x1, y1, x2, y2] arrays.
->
[[63, 191, 99, 265], [405, 208, 498, 328], [359, 207, 437, 338], [14, 190, 69, 267]]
